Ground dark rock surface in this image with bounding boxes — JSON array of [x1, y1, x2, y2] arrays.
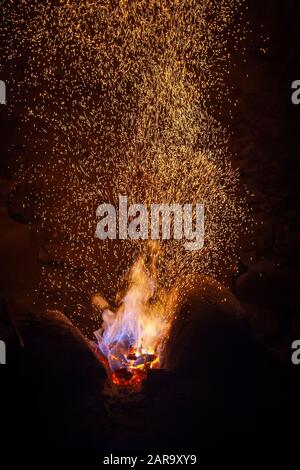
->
[[0, 305, 109, 450]]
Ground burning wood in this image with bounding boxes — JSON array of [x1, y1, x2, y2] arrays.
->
[[112, 368, 147, 388], [93, 244, 176, 387], [127, 346, 137, 361], [133, 353, 157, 367]]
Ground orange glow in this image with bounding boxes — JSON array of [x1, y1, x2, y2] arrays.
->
[[94, 242, 176, 388]]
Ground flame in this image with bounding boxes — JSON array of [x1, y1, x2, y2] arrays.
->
[[94, 243, 175, 387]]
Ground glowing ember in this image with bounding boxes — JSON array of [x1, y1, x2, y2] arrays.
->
[[93, 244, 174, 387]]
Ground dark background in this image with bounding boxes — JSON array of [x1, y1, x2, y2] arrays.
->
[[1, 0, 300, 450]]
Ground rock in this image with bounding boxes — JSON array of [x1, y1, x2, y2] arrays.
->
[[143, 275, 299, 449], [235, 263, 300, 313], [38, 243, 87, 268], [164, 274, 244, 373], [38, 244, 55, 263], [245, 303, 290, 347], [0, 176, 13, 206], [0, 306, 109, 450], [240, 249, 257, 268], [7, 182, 42, 224], [0, 207, 40, 302]]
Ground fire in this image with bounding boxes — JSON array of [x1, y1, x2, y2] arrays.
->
[[93, 243, 175, 388]]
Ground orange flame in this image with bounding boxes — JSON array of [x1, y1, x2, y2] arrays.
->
[[94, 242, 175, 387]]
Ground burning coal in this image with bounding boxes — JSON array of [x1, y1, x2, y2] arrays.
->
[[93, 243, 175, 387]]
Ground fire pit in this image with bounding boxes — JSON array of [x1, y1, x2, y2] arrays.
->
[[92, 245, 175, 388]]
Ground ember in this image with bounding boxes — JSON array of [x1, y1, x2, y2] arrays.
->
[[111, 351, 158, 388], [112, 368, 146, 388], [93, 243, 175, 387]]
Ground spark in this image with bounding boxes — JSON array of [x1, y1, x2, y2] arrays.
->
[[1, 0, 250, 333]]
